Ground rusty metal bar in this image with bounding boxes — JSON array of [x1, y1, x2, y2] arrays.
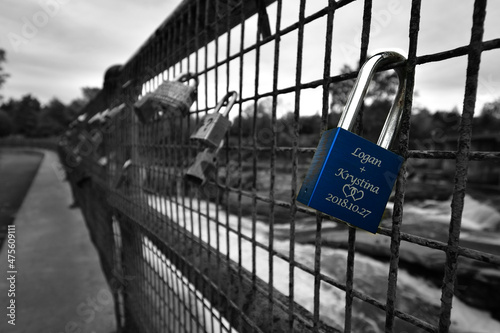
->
[[438, 0, 487, 331], [384, 0, 422, 331]]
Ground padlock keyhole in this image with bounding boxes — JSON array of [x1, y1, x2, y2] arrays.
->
[[203, 118, 213, 131]]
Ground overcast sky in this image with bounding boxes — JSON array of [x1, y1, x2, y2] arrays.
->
[[1, 0, 499, 115]]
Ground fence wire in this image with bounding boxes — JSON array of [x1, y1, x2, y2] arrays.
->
[[53, 0, 500, 332]]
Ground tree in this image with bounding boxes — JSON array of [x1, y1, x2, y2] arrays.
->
[[0, 49, 10, 101], [329, 63, 401, 145], [409, 107, 433, 149], [81, 87, 100, 101], [4, 94, 41, 136], [299, 114, 322, 135], [476, 98, 500, 133], [66, 87, 101, 118], [0, 109, 14, 137], [34, 98, 71, 136], [329, 64, 399, 114], [45, 98, 71, 126], [229, 100, 270, 139]]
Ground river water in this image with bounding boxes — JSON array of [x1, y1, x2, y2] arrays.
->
[[145, 194, 500, 332]]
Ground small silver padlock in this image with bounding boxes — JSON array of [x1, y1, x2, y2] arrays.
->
[[185, 139, 225, 185], [133, 73, 198, 123], [77, 113, 88, 122], [115, 159, 132, 189], [102, 103, 126, 122], [68, 113, 87, 129], [97, 156, 108, 167], [88, 110, 106, 125], [190, 91, 238, 148]]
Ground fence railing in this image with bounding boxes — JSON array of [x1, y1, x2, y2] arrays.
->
[[55, 0, 500, 332]]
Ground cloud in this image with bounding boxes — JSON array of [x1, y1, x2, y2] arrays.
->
[[0, 0, 499, 114], [1, 0, 183, 104]]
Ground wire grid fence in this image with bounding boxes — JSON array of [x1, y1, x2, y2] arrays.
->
[[55, 0, 500, 332]]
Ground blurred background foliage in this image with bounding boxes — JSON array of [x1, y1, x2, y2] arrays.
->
[[0, 47, 499, 143]]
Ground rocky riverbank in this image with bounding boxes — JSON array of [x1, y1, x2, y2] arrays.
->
[[280, 192, 500, 322]]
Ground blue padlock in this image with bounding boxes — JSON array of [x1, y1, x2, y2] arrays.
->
[[297, 51, 407, 233]]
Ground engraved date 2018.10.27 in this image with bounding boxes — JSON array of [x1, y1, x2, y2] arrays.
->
[[325, 193, 372, 218]]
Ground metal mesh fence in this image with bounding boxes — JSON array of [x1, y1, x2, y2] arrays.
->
[[54, 0, 500, 332]]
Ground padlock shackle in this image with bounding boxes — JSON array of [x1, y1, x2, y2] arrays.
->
[[337, 51, 407, 149], [122, 159, 132, 171], [115, 159, 132, 189], [214, 91, 238, 117], [88, 110, 106, 125], [213, 138, 226, 154], [77, 113, 87, 122], [105, 103, 126, 120], [175, 72, 198, 88]]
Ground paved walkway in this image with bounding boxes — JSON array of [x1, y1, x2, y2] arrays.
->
[[0, 149, 116, 333], [0, 150, 43, 249]]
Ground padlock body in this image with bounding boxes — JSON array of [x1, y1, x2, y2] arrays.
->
[[134, 81, 196, 123], [185, 150, 217, 185], [297, 127, 404, 233], [190, 113, 231, 148]]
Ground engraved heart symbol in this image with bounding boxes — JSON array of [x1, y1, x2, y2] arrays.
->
[[342, 184, 351, 198], [342, 184, 364, 201]]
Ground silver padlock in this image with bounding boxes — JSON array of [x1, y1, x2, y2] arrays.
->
[[133, 73, 198, 123], [185, 138, 226, 185], [77, 113, 88, 122], [102, 103, 126, 122], [190, 91, 238, 148], [88, 110, 106, 125], [115, 159, 132, 189], [184, 149, 217, 185]]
